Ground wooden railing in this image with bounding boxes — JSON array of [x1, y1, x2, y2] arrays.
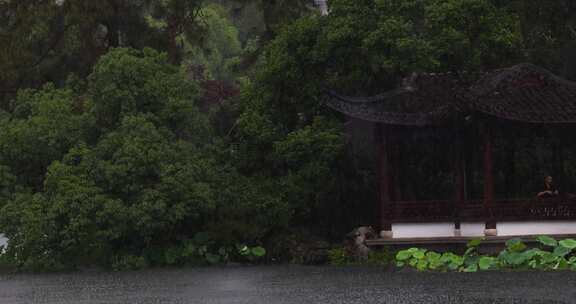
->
[[386, 196, 576, 223]]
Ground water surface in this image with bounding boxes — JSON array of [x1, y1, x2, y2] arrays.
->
[[0, 266, 573, 303]]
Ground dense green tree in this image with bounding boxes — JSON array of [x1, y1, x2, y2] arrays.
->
[[0, 0, 207, 107], [0, 48, 213, 268], [208, 0, 318, 41], [0, 84, 93, 190], [181, 4, 243, 81], [232, 0, 524, 236], [0, 47, 294, 269], [505, 0, 576, 78], [87, 47, 208, 137]]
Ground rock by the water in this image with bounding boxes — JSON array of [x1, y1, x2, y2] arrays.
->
[[344, 226, 376, 260]]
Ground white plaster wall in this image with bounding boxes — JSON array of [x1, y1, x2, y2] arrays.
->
[[460, 222, 485, 237], [497, 221, 576, 236], [392, 223, 455, 238]]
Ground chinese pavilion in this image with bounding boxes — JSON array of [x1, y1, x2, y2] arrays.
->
[[324, 63, 576, 240]]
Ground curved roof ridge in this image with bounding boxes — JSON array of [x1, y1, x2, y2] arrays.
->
[[325, 63, 576, 125], [471, 63, 576, 96], [325, 87, 414, 104]]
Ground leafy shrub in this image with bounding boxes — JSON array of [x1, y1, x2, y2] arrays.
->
[[366, 248, 395, 266], [396, 239, 483, 272], [327, 247, 352, 266], [395, 236, 576, 272], [147, 232, 267, 267], [112, 255, 148, 271], [328, 247, 394, 266]]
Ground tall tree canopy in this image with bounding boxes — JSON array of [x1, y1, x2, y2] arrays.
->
[[0, 0, 206, 107], [242, 0, 523, 132]]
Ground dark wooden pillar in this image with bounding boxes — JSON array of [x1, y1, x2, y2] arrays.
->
[[503, 140, 516, 199], [453, 129, 466, 232], [376, 123, 392, 236], [391, 129, 402, 202], [482, 126, 496, 230], [551, 133, 565, 188]]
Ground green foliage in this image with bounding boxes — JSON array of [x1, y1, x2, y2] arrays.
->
[[88, 47, 206, 137], [2, 0, 242, 113], [478, 256, 497, 270], [138, 233, 266, 268], [559, 239, 576, 249], [223, 0, 312, 40], [0, 48, 273, 270], [0, 84, 93, 189], [112, 255, 149, 271], [2, 0, 576, 272], [366, 249, 395, 266], [504, 0, 576, 77], [395, 247, 474, 271], [0, 165, 15, 207], [327, 247, 351, 266], [271, 117, 344, 216], [396, 236, 576, 272], [328, 247, 394, 266], [536, 235, 558, 247], [181, 4, 243, 81], [247, 0, 523, 124], [233, 0, 526, 238], [421, 0, 522, 70], [505, 238, 527, 252], [238, 244, 267, 260]]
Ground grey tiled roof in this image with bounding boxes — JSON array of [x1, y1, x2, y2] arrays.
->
[[324, 64, 576, 125]]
